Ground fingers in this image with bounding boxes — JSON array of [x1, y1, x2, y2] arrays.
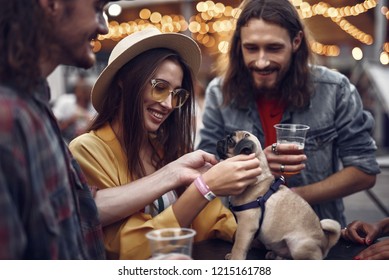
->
[[207, 154, 259, 175], [268, 143, 305, 155], [344, 221, 388, 260], [224, 152, 256, 161], [354, 239, 389, 260], [226, 157, 262, 194], [341, 221, 373, 245], [195, 149, 219, 165], [265, 143, 307, 177], [221, 153, 260, 171], [267, 152, 307, 165], [203, 154, 261, 196], [342, 227, 366, 245], [221, 173, 260, 196], [270, 162, 306, 176]]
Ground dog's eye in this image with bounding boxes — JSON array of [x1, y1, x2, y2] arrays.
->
[[244, 133, 250, 138]]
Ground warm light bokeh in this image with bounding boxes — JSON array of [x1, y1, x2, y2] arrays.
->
[[100, 1, 388, 63]]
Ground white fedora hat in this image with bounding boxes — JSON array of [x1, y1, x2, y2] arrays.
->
[[91, 27, 202, 112]]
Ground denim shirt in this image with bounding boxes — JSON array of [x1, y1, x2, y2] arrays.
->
[[197, 65, 380, 227]]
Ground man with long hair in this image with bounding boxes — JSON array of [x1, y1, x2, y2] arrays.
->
[[0, 0, 261, 259], [197, 0, 380, 227]]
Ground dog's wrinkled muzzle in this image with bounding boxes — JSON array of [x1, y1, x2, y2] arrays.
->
[[234, 139, 256, 155]]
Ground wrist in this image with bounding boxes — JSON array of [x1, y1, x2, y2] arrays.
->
[[194, 175, 216, 201], [163, 161, 182, 185], [377, 219, 389, 237]]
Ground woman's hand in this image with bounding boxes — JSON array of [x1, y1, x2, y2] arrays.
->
[[201, 153, 262, 196], [167, 150, 219, 187], [352, 239, 389, 260], [342, 219, 389, 260], [342, 220, 382, 245]]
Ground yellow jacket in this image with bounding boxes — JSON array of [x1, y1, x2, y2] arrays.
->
[[69, 123, 237, 259]]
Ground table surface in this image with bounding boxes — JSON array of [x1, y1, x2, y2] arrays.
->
[[192, 238, 368, 260]]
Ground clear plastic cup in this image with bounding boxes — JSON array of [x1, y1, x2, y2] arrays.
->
[[146, 228, 196, 259], [274, 123, 310, 150]]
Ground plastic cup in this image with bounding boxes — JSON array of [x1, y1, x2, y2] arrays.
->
[[146, 228, 196, 259], [274, 123, 310, 149], [274, 124, 310, 176]]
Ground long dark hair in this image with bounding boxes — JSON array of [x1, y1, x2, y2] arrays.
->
[[90, 48, 196, 180], [0, 0, 53, 92], [221, 0, 313, 109]]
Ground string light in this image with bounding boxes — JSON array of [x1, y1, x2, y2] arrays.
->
[[380, 52, 389, 64], [296, 0, 377, 46], [107, 3, 122, 17], [98, 0, 388, 62], [352, 47, 364, 60]]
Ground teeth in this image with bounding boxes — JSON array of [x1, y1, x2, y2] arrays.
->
[[150, 110, 163, 119]]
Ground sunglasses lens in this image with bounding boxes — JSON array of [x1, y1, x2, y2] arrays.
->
[[151, 80, 189, 108], [172, 90, 189, 108], [151, 81, 170, 102]]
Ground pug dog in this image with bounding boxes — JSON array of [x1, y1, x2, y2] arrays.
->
[[217, 131, 341, 260]]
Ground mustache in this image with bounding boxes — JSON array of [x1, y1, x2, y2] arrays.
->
[[249, 61, 278, 72], [250, 65, 277, 72]]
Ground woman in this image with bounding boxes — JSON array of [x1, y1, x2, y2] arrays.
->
[[69, 28, 261, 259]]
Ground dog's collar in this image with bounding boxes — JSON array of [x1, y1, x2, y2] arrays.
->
[[229, 176, 285, 234]]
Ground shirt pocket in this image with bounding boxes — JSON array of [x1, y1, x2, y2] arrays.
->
[[304, 126, 338, 174], [69, 158, 101, 227], [40, 187, 73, 236]]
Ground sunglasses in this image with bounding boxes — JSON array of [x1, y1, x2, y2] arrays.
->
[[150, 79, 190, 108]]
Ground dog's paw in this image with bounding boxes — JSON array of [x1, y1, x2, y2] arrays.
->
[[225, 253, 232, 260]]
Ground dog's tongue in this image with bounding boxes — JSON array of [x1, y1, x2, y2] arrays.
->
[[234, 139, 255, 155]]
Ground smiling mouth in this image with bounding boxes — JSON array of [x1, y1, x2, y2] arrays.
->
[[253, 68, 276, 75], [148, 108, 164, 120]]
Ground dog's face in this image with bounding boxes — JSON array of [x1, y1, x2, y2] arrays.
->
[[217, 131, 262, 160]]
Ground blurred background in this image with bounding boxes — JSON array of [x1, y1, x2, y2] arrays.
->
[[48, 0, 389, 224]]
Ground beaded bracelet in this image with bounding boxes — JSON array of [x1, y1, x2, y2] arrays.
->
[[194, 176, 216, 201]]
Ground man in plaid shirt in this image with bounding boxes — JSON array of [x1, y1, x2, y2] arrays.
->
[[0, 0, 116, 259]]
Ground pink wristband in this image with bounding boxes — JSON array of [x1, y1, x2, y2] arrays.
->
[[194, 176, 216, 201]]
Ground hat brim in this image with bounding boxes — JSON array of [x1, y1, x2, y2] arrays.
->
[[91, 29, 201, 113]]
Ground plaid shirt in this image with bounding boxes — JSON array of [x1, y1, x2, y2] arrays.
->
[[0, 81, 105, 259]]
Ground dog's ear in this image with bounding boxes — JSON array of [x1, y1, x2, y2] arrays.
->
[[216, 139, 228, 160], [217, 133, 236, 159], [227, 133, 236, 148]]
